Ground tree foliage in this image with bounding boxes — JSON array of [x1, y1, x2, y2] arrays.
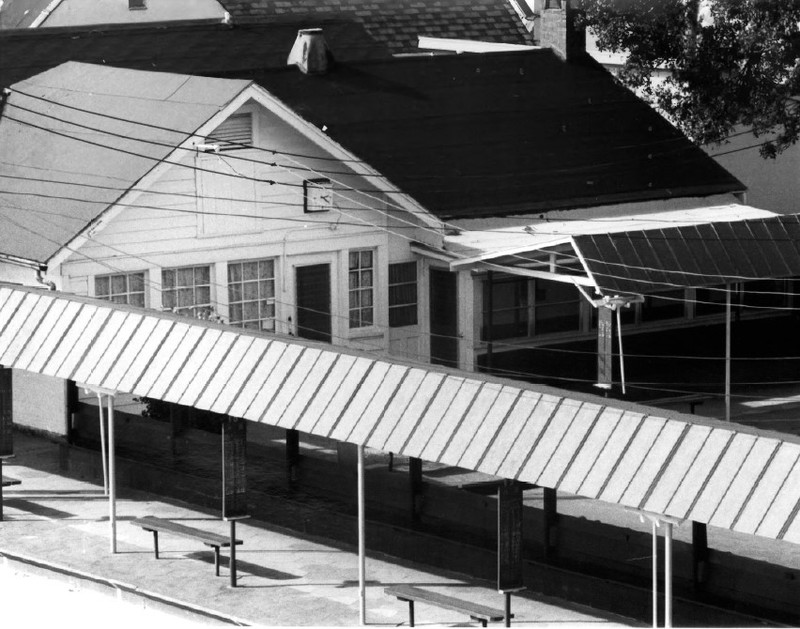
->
[[577, 0, 800, 157]]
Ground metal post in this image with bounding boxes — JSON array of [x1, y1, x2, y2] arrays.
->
[[652, 520, 658, 628], [357, 444, 366, 625], [97, 392, 108, 495], [725, 285, 731, 422], [504, 591, 511, 628], [486, 270, 494, 372], [108, 394, 116, 554], [616, 307, 626, 395], [230, 519, 237, 588], [665, 522, 673, 629]]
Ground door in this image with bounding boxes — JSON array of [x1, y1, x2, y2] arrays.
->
[[429, 268, 459, 368], [296, 264, 332, 343]]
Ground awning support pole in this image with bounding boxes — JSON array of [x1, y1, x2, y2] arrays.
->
[[616, 307, 626, 395], [665, 522, 673, 629], [486, 270, 494, 372], [97, 392, 108, 495], [652, 520, 658, 628], [108, 394, 117, 554], [725, 285, 731, 422], [358, 443, 366, 625]]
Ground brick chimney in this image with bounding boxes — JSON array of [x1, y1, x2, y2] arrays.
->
[[539, 0, 586, 61], [287, 28, 334, 75]]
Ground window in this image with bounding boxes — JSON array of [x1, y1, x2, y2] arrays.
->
[[304, 178, 334, 213], [207, 113, 253, 150], [482, 277, 528, 340], [128, 0, 146, 9], [349, 250, 374, 328], [482, 276, 581, 340], [695, 284, 729, 317], [162, 265, 212, 317], [388, 262, 417, 327], [641, 289, 685, 322], [228, 260, 276, 331], [533, 280, 581, 334], [95, 272, 145, 307]]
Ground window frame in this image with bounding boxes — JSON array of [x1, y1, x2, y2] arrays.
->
[[388, 261, 418, 327], [95, 271, 146, 308], [348, 249, 375, 329], [161, 264, 213, 318], [227, 258, 277, 332]]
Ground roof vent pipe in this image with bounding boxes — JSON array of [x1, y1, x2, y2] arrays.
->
[[287, 28, 334, 75]]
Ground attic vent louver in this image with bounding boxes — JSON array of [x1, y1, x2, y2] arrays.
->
[[207, 113, 253, 150], [287, 28, 334, 75]]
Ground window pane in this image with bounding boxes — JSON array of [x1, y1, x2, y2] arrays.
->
[[349, 252, 359, 270], [176, 267, 193, 287], [129, 273, 145, 292], [243, 301, 258, 320], [230, 303, 243, 322], [259, 260, 274, 277], [242, 262, 258, 281], [362, 308, 373, 326], [195, 266, 210, 284], [130, 293, 145, 308], [261, 280, 274, 299], [110, 275, 126, 294], [361, 289, 373, 307], [177, 288, 194, 307], [96, 277, 109, 296], [228, 283, 242, 303], [349, 271, 358, 290], [361, 270, 373, 287], [228, 263, 242, 283], [243, 281, 258, 301], [162, 270, 175, 288], [195, 286, 211, 305], [361, 250, 372, 267], [162, 291, 176, 309]]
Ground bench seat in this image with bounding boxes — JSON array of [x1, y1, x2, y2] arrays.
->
[[385, 584, 510, 627], [1, 475, 21, 487], [132, 516, 242, 576]]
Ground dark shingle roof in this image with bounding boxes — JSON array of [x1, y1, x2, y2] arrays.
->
[[220, 0, 535, 53], [0, 17, 389, 88], [248, 51, 744, 220]]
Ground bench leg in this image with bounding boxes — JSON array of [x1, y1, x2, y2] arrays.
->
[[153, 531, 159, 559], [214, 547, 220, 577]]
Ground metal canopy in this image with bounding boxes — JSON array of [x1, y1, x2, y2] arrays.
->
[[447, 208, 800, 297], [1, 283, 799, 544], [576, 214, 800, 295]]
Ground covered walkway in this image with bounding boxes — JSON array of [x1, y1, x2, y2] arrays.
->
[[1, 283, 798, 544]]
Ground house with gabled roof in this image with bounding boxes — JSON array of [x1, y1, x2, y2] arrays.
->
[[2, 2, 798, 438], [0, 0, 227, 29]]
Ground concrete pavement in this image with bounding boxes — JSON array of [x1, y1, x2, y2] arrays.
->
[[0, 432, 636, 627]]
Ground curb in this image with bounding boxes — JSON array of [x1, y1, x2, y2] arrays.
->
[[0, 550, 252, 626]]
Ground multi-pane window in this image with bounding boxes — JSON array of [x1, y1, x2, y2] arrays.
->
[[95, 272, 145, 307], [162, 265, 212, 317], [482, 277, 528, 340], [388, 262, 417, 327], [349, 250, 374, 328], [228, 259, 276, 331]]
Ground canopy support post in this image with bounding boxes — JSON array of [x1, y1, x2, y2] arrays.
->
[[358, 444, 366, 625], [108, 393, 116, 554], [725, 284, 731, 422], [652, 519, 658, 628], [665, 522, 673, 629], [97, 392, 108, 496]]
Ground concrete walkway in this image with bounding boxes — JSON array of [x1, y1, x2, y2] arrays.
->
[[0, 433, 635, 627]]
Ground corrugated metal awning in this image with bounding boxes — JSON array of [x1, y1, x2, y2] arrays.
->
[[576, 214, 800, 294], [447, 210, 800, 296], [1, 283, 799, 544]]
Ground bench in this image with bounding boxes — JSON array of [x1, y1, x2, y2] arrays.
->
[[132, 516, 242, 577], [647, 393, 712, 415], [1, 476, 21, 487], [385, 584, 511, 627], [1, 475, 21, 521]]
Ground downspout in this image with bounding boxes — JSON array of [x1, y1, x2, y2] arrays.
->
[[36, 268, 56, 291]]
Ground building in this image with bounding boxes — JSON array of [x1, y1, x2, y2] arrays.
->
[[0, 0, 227, 29]]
